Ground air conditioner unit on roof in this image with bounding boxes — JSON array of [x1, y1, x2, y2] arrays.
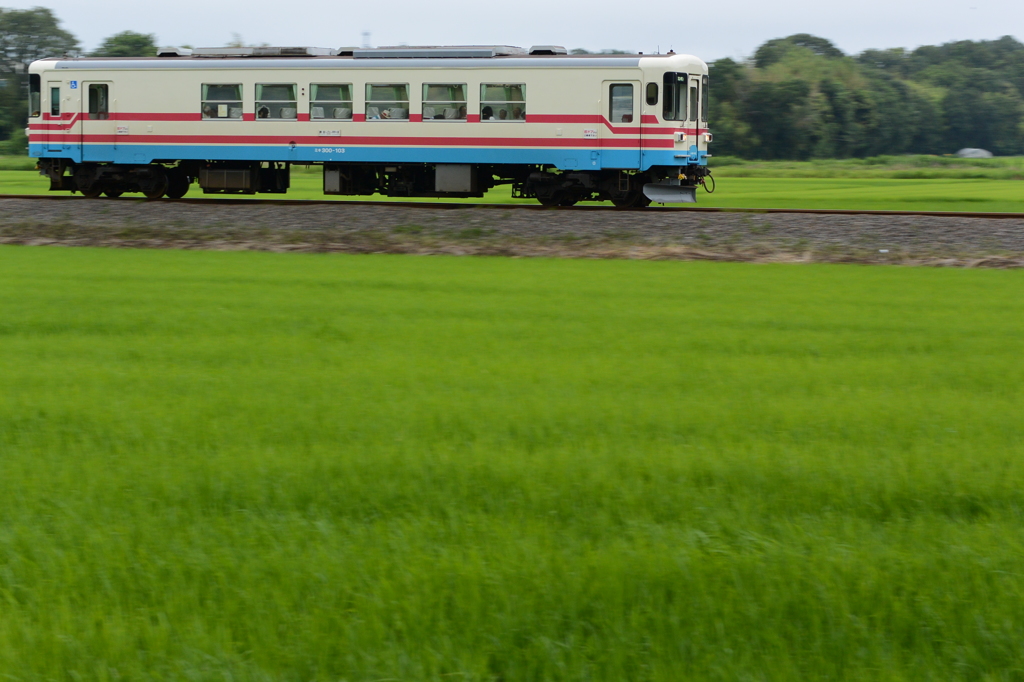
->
[[190, 46, 338, 58], [157, 47, 193, 57], [353, 46, 527, 59]]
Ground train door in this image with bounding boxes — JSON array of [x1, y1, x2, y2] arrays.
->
[[44, 81, 63, 153], [602, 80, 641, 169], [81, 82, 114, 162], [687, 75, 702, 160]]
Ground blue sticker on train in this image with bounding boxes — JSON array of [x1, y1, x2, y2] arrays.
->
[[70, 81, 77, 89]]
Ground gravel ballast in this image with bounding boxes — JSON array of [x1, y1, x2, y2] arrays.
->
[[2, 197, 1023, 267]]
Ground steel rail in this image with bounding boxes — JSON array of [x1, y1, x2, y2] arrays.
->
[[2, 193, 1023, 219]]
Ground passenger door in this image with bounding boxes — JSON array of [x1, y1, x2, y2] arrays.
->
[[44, 81, 62, 152], [602, 81, 641, 169], [686, 75, 702, 162], [81, 82, 115, 162]]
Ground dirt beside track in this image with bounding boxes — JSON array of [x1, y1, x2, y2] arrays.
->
[[2, 197, 1024, 267]]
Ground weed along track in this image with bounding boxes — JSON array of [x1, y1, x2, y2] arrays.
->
[[3, 196, 1024, 266], [5, 192, 1024, 219]]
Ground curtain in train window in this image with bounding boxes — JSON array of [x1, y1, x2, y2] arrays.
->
[[480, 84, 525, 121], [365, 84, 409, 120], [202, 84, 242, 119], [256, 84, 297, 120], [310, 84, 352, 120], [422, 84, 467, 120]]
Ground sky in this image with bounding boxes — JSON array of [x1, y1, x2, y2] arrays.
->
[[3, 0, 1021, 61]]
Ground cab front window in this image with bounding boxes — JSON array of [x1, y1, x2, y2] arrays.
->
[[662, 72, 687, 121]]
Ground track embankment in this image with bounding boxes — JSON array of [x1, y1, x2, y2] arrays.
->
[[2, 197, 1023, 267]]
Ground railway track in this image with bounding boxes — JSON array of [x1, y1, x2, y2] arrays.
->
[[2, 193, 1023, 220]]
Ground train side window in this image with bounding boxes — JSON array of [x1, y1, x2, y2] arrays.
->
[[423, 83, 467, 121], [310, 84, 352, 120], [701, 75, 709, 123], [609, 84, 633, 123], [88, 84, 109, 120], [29, 74, 41, 118], [646, 82, 658, 106], [481, 83, 525, 121], [256, 84, 297, 120], [366, 84, 409, 120], [689, 85, 699, 122], [50, 87, 60, 116], [202, 84, 242, 119], [662, 72, 687, 120]]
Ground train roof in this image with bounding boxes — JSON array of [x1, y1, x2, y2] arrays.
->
[[31, 45, 707, 72]]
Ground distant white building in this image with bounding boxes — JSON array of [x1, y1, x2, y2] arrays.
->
[[956, 148, 993, 158]]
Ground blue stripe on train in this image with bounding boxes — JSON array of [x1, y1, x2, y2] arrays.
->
[[30, 143, 708, 170]]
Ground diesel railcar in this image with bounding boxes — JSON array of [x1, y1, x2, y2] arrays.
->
[[28, 45, 711, 206]]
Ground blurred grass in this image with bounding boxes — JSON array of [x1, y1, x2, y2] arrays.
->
[[1, 246, 1023, 680], [710, 154, 1024, 179], [0, 155, 37, 170]]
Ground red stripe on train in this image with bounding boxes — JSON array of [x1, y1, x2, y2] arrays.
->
[[66, 133, 675, 149]]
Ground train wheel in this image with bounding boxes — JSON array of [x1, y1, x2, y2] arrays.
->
[[165, 169, 190, 199], [142, 172, 168, 200], [104, 190, 124, 198], [611, 191, 652, 209], [80, 185, 103, 198], [538, 192, 578, 207]]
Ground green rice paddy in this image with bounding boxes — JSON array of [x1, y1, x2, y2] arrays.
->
[[2, 246, 1023, 680]]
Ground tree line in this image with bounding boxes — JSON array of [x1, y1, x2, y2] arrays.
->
[[710, 33, 1024, 158], [1, 7, 1022, 158], [0, 7, 155, 152]]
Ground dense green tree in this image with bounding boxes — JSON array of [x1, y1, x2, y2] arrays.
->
[[89, 31, 157, 58], [0, 7, 78, 73], [0, 7, 79, 148], [710, 34, 1024, 159], [753, 34, 844, 68]]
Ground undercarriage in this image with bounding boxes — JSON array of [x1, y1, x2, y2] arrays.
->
[[37, 159, 711, 206]]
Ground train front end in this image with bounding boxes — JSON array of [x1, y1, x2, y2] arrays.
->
[[640, 54, 711, 203]]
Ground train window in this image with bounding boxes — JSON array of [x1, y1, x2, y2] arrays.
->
[[310, 84, 353, 121], [422, 83, 467, 121], [480, 84, 526, 121], [202, 84, 243, 119], [609, 84, 634, 123], [646, 82, 658, 106], [256, 84, 297, 120], [366, 84, 409, 120], [88, 84, 109, 120], [689, 85, 698, 122], [50, 87, 60, 117], [662, 72, 687, 120], [29, 74, 41, 118], [701, 75, 709, 123]]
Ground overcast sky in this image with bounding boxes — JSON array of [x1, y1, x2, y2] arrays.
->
[[3, 0, 1020, 61]]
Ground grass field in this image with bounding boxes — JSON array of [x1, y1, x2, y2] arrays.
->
[[2, 246, 1023, 680], [3, 155, 1023, 212]]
